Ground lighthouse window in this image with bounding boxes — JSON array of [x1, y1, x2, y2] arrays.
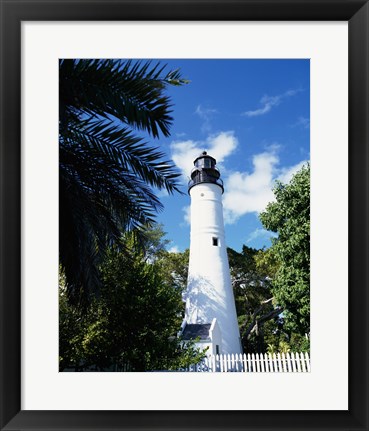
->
[[212, 237, 218, 246], [203, 158, 211, 168]]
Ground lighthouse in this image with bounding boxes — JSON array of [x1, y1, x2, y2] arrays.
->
[[180, 151, 242, 355]]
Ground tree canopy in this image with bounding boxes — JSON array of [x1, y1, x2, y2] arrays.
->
[[59, 59, 188, 305], [259, 164, 310, 335], [59, 226, 204, 371], [228, 246, 282, 353], [225, 164, 310, 353]]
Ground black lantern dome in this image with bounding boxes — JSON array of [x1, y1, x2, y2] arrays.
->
[[188, 151, 224, 194]]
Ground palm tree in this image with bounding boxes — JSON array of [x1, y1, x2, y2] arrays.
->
[[59, 59, 187, 305]]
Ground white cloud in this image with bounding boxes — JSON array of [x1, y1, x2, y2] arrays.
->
[[243, 95, 280, 117], [242, 89, 301, 117], [222, 150, 308, 224], [195, 105, 217, 117], [168, 245, 180, 253], [265, 142, 281, 153], [277, 160, 307, 185], [223, 151, 278, 223], [170, 140, 201, 181], [210, 132, 238, 162], [181, 205, 191, 226], [195, 104, 217, 133], [293, 116, 310, 129], [171, 130, 308, 227], [246, 228, 278, 244], [170, 131, 238, 180]]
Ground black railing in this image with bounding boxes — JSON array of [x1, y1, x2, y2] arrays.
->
[[188, 172, 224, 193], [191, 166, 220, 175]]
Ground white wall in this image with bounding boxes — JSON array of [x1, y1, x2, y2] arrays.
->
[[186, 183, 241, 354]]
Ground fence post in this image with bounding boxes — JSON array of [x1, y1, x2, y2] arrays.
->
[[251, 353, 256, 372], [233, 353, 239, 372], [281, 352, 287, 372], [209, 355, 215, 373], [290, 352, 297, 372], [222, 354, 226, 372], [268, 353, 272, 372], [216, 354, 220, 372], [300, 352, 307, 372], [254, 353, 258, 372], [272, 352, 276, 371], [286, 352, 292, 372], [239, 353, 244, 372], [243, 353, 248, 372], [260, 353, 265, 372], [277, 353, 282, 372], [295, 352, 301, 373], [305, 352, 311, 372]]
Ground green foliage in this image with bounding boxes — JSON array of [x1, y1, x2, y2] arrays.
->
[[166, 338, 207, 371], [98, 244, 184, 371], [228, 245, 270, 317], [59, 59, 187, 305], [289, 333, 310, 353], [266, 332, 310, 354], [60, 271, 112, 371], [59, 272, 87, 370], [259, 164, 310, 335], [157, 249, 189, 293], [228, 241, 310, 354], [228, 246, 281, 353], [139, 223, 171, 262], [267, 340, 290, 354], [260, 318, 286, 353], [59, 226, 203, 371], [254, 247, 280, 279]]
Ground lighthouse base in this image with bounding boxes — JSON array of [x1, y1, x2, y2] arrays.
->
[[179, 318, 223, 356]]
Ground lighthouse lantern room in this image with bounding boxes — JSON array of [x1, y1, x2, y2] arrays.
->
[[179, 151, 242, 355]]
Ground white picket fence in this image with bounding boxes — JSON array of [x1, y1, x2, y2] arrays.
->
[[181, 352, 310, 372]]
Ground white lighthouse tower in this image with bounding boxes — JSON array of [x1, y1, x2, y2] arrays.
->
[[180, 151, 242, 355]]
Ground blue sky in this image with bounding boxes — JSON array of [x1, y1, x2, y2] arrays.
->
[[150, 59, 310, 253]]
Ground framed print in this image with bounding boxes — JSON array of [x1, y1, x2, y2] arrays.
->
[[1, 1, 368, 430]]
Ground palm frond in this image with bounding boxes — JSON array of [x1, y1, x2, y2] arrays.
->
[[60, 59, 188, 138], [59, 59, 186, 305]]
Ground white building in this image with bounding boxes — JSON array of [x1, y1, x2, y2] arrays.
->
[[179, 151, 242, 355]]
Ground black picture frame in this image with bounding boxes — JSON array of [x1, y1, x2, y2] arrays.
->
[[1, 1, 368, 430]]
